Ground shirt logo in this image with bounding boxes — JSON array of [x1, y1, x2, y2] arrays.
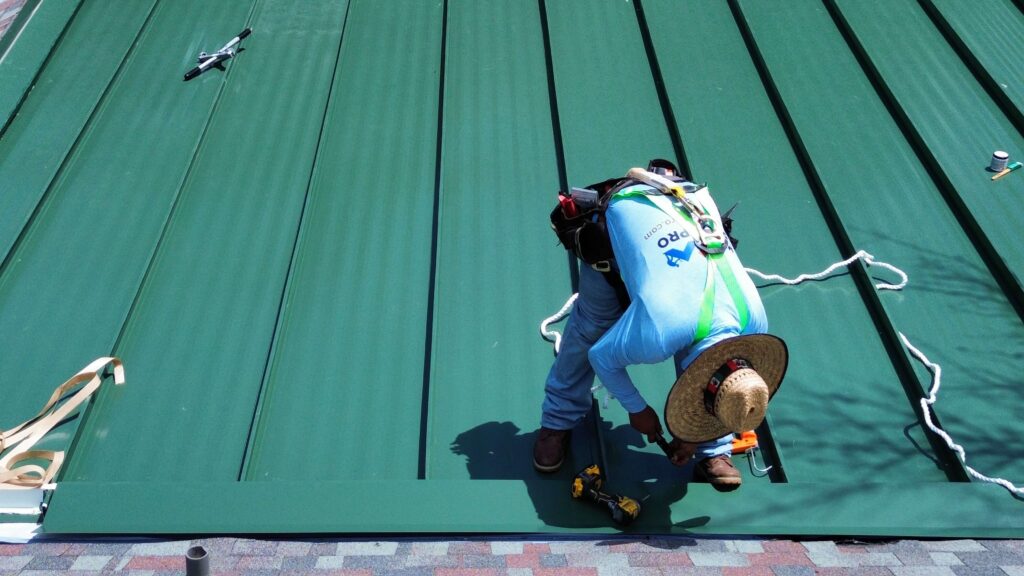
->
[[664, 243, 694, 267]]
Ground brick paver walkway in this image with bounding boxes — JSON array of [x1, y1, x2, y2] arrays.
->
[[1, 537, 1023, 575]]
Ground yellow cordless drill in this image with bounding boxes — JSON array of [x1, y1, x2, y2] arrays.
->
[[571, 464, 641, 525]]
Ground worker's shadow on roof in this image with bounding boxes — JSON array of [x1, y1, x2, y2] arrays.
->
[[451, 419, 701, 531]]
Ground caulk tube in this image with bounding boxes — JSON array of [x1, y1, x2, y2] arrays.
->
[[219, 28, 251, 53], [184, 54, 227, 81]]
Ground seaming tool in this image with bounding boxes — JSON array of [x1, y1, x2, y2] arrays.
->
[[184, 28, 251, 81]]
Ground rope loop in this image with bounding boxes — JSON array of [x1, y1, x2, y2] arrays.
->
[[538, 248, 1022, 497]]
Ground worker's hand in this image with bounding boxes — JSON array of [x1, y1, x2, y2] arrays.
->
[[628, 405, 663, 443], [667, 438, 698, 466]]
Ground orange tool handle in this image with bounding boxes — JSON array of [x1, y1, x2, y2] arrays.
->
[[731, 430, 758, 454]]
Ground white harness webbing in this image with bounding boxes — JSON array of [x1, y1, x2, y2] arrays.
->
[[540, 251, 1023, 497], [0, 357, 126, 490]]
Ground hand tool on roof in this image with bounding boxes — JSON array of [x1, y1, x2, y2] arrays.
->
[[991, 160, 1021, 181], [571, 464, 641, 526], [184, 28, 251, 81], [731, 430, 758, 454]]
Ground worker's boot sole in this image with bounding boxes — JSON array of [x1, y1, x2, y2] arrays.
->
[[532, 457, 564, 473]]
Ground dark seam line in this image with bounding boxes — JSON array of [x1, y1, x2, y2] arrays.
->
[[536, 0, 578, 294], [417, 0, 448, 481], [731, 0, 969, 482], [0, 0, 158, 274], [59, 0, 262, 482], [821, 1, 1015, 481], [0, 0, 85, 138], [538, 0, 606, 474], [237, 0, 354, 482], [633, 0, 692, 180], [824, 2, 1024, 324], [916, 0, 1024, 143]]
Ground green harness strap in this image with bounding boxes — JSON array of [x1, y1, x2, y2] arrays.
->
[[612, 186, 750, 343]]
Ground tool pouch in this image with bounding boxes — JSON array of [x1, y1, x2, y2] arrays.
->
[[549, 176, 629, 267], [549, 200, 614, 267]]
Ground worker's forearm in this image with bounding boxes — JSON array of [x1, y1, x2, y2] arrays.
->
[[592, 364, 646, 413]]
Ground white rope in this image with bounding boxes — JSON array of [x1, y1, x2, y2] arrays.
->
[[900, 333, 1024, 496], [744, 249, 907, 291], [539, 293, 578, 355], [539, 292, 612, 407], [538, 249, 1022, 497]]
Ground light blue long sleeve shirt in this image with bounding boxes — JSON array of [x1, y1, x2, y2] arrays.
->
[[587, 186, 767, 413]]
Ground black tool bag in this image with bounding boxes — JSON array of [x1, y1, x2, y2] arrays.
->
[[549, 176, 628, 268]]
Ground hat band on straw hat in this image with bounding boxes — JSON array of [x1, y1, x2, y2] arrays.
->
[[703, 357, 752, 416]]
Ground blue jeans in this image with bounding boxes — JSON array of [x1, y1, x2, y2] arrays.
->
[[541, 264, 732, 460]]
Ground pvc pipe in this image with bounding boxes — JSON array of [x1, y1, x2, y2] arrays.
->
[[186, 546, 209, 576]]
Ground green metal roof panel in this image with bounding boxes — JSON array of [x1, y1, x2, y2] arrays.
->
[[0, 0, 250, 458], [0, 0, 155, 265], [243, 0, 440, 482], [738, 0, 1024, 482], [0, 0, 1021, 537], [0, 0, 81, 129], [648, 0, 951, 484], [66, 0, 348, 482], [832, 0, 1024, 298], [427, 0, 566, 480], [924, 0, 1024, 132]]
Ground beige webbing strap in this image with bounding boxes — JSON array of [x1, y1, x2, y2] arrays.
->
[[0, 357, 125, 489]]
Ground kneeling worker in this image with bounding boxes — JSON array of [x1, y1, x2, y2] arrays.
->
[[537, 160, 787, 492]]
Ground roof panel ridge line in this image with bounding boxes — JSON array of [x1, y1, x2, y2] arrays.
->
[[236, 0, 354, 482], [418, 0, 449, 482], [824, 0, 1024, 324], [536, 0, 579, 294], [58, 0, 264, 483], [0, 0, 160, 276], [732, 0, 971, 483], [0, 0, 82, 130], [916, 0, 1024, 145], [537, 0, 607, 472], [632, 0, 691, 180]]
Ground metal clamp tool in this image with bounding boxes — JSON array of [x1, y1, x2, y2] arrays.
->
[[184, 28, 251, 81]]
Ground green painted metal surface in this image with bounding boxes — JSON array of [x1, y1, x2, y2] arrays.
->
[[0, 0, 1020, 536], [66, 0, 348, 482], [831, 0, 1024, 300], [645, 0, 951, 486], [43, 480, 1024, 537], [0, 0, 252, 459], [924, 0, 1024, 131], [0, 0, 81, 130], [427, 0, 566, 481], [737, 0, 1023, 482], [0, 0, 157, 266], [243, 0, 440, 482]]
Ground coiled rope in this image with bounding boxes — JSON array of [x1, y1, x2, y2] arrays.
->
[[540, 251, 1022, 496]]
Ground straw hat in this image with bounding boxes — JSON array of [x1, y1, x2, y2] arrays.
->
[[664, 334, 788, 443]]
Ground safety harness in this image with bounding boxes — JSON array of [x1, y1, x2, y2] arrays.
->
[[549, 161, 745, 340]]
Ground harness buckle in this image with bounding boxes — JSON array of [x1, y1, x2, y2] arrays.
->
[[591, 261, 612, 273]]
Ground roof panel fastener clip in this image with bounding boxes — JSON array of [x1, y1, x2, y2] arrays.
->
[[184, 28, 251, 82]]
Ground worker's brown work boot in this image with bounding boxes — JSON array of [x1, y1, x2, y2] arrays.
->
[[533, 427, 570, 473], [694, 454, 742, 492]]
